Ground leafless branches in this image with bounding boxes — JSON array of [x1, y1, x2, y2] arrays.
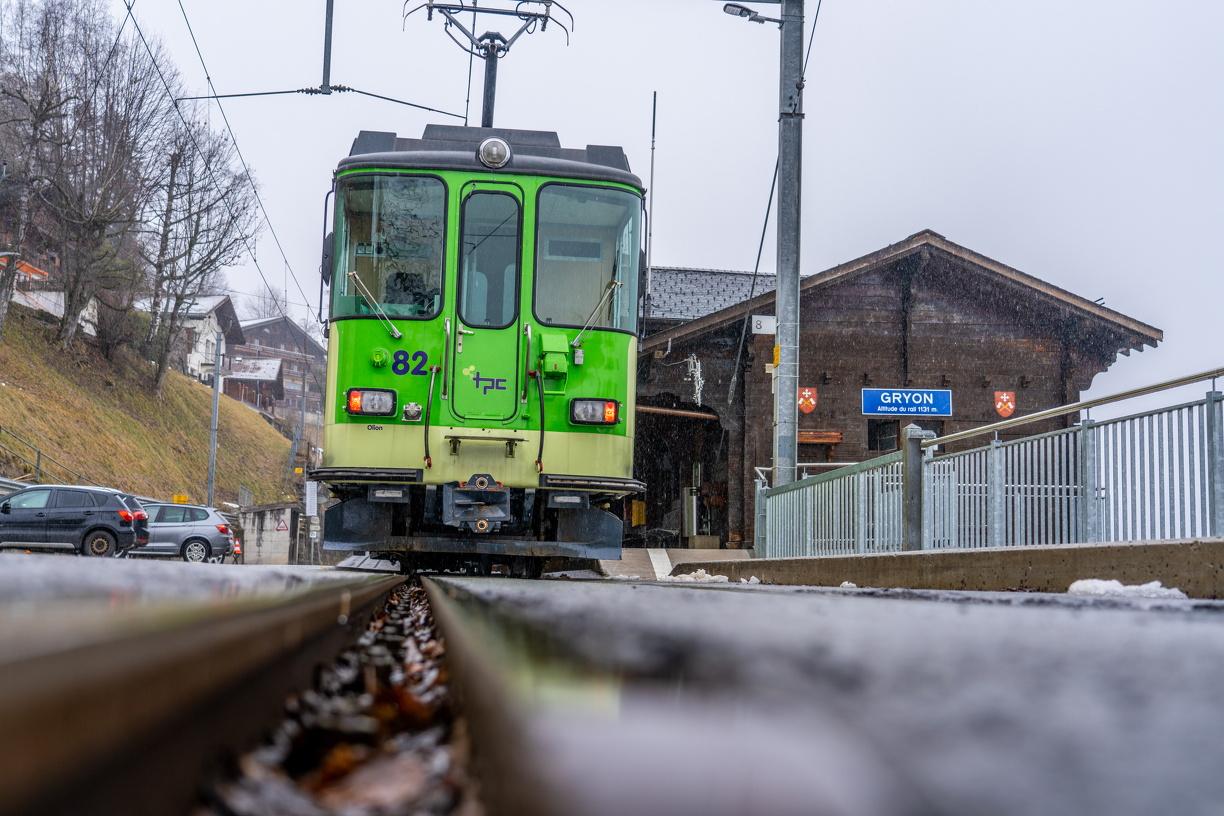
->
[[0, 0, 261, 390]]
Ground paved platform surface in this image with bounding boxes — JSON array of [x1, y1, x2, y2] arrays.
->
[[437, 576, 1224, 816], [599, 547, 754, 579], [671, 538, 1224, 598]]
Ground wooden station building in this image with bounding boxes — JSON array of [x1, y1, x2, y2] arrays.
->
[[634, 230, 1162, 549]]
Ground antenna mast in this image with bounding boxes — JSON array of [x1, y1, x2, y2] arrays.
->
[[404, 1, 574, 127]]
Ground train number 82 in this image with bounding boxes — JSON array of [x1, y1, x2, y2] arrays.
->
[[391, 350, 429, 376]]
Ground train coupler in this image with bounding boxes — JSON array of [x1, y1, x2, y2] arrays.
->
[[442, 474, 511, 534]]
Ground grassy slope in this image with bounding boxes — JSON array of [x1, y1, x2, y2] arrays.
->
[[0, 309, 291, 504]]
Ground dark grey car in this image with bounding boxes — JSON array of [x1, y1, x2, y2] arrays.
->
[[0, 485, 149, 556], [139, 503, 234, 563]]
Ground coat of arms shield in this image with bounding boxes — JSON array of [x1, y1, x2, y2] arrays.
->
[[798, 387, 818, 414], [994, 390, 1017, 418]]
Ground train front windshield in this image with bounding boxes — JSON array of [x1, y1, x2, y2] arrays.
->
[[333, 175, 446, 319], [534, 185, 640, 333]]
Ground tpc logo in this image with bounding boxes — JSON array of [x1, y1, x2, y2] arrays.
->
[[462, 365, 507, 395]]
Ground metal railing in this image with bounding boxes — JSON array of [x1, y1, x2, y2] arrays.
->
[[758, 366, 1224, 557], [0, 426, 103, 487]]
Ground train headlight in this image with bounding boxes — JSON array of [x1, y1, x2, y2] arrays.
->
[[346, 388, 396, 416], [570, 399, 619, 425], [402, 402, 423, 422], [477, 137, 511, 169]]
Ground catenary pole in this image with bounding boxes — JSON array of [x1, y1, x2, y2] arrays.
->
[[481, 37, 499, 127], [773, 0, 804, 486], [321, 0, 335, 92], [207, 330, 223, 505]]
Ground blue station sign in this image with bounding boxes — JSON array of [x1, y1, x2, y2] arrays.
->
[[861, 388, 953, 417]]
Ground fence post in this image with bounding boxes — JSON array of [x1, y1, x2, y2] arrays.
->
[[34, 450, 42, 483], [902, 424, 936, 551], [1077, 419, 1099, 543], [988, 437, 1005, 547], [1208, 391, 1224, 537], [754, 478, 769, 557], [855, 471, 868, 554]]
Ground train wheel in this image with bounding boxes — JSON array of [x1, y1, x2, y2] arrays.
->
[[511, 558, 545, 579]]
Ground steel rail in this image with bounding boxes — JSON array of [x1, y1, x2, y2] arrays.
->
[[0, 572, 403, 816], [925, 364, 1224, 449]]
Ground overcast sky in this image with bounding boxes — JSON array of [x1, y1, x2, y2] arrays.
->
[[119, 0, 1224, 410]]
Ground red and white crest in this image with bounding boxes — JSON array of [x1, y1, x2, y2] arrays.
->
[[994, 391, 1016, 418], [798, 387, 818, 415]]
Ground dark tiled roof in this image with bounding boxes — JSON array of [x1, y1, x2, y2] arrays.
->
[[645, 267, 775, 321]]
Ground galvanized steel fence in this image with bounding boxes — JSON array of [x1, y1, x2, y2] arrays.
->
[[757, 377, 1224, 557]]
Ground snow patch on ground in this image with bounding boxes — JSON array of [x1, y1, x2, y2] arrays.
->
[[839, 581, 858, 589], [664, 569, 730, 583], [1067, 578, 1187, 600], [739, 576, 761, 584], [545, 569, 604, 580]]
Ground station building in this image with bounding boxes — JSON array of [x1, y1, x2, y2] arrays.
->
[[634, 230, 1162, 549]]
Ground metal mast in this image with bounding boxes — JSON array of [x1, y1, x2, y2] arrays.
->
[[774, 0, 803, 487], [405, 2, 573, 128]]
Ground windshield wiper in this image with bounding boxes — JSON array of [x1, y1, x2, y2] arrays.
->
[[347, 270, 403, 340], [571, 276, 622, 349]]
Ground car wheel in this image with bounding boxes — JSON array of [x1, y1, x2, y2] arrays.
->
[[182, 539, 211, 563], [83, 530, 117, 558]]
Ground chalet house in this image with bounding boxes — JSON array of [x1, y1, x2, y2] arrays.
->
[[177, 295, 244, 379], [636, 230, 1162, 549], [137, 295, 245, 380], [224, 357, 284, 413], [2, 252, 99, 337], [231, 316, 327, 448]]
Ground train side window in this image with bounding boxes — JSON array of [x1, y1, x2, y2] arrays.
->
[[458, 192, 520, 329]]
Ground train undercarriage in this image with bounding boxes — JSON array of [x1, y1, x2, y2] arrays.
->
[[320, 470, 642, 576]]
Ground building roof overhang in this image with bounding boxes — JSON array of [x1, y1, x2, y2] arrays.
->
[[640, 230, 1162, 357]]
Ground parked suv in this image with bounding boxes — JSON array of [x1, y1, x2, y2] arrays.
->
[[0, 485, 149, 556], [140, 503, 234, 562]]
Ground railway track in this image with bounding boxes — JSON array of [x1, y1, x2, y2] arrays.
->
[[7, 555, 1224, 815], [0, 556, 411, 816]]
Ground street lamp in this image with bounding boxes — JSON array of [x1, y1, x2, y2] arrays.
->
[[718, 0, 803, 488], [723, 3, 781, 25]]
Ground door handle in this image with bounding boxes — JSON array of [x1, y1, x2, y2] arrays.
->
[[457, 326, 474, 354], [83, 511, 95, 516], [35, 512, 45, 517], [442, 318, 451, 400], [521, 323, 532, 404]]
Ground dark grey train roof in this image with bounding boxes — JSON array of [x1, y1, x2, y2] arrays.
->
[[339, 125, 643, 190], [645, 266, 776, 321]]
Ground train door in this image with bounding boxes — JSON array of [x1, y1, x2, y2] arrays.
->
[[451, 182, 523, 420]]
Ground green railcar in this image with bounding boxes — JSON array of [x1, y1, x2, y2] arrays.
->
[[314, 125, 644, 575]]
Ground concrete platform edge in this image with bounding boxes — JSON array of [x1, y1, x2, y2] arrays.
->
[[667, 538, 1224, 599]]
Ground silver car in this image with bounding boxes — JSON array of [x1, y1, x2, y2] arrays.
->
[[139, 503, 234, 563]]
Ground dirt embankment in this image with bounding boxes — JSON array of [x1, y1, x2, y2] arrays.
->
[[0, 308, 292, 504]]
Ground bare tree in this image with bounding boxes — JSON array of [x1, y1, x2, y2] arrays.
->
[[144, 118, 258, 392], [243, 284, 289, 321], [38, 0, 174, 348], [0, 0, 75, 339]]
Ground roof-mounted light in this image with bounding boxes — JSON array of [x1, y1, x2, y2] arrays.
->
[[478, 137, 511, 169]]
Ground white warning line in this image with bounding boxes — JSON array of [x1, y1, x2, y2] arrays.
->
[[646, 548, 672, 581]]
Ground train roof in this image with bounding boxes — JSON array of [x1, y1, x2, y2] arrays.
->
[[338, 125, 643, 190]]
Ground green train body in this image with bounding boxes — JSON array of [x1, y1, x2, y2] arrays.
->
[[315, 126, 644, 571]]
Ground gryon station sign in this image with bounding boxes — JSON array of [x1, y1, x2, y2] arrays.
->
[[862, 388, 953, 417]]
